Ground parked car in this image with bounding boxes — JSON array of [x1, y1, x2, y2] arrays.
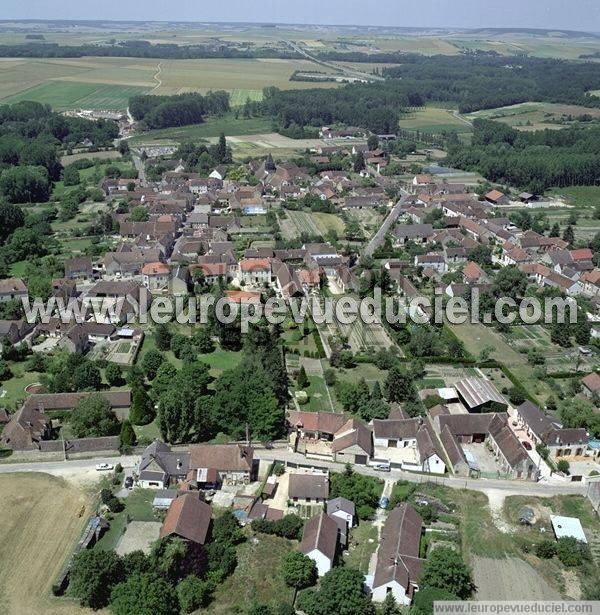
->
[[379, 496, 389, 509], [124, 476, 134, 488], [95, 463, 114, 471], [373, 463, 390, 472], [522, 441, 532, 451]]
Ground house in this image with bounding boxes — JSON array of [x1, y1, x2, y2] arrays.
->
[[371, 503, 424, 605], [439, 425, 470, 476], [209, 165, 228, 181], [239, 258, 271, 286], [0, 320, 35, 345], [287, 411, 347, 441], [484, 190, 509, 205], [299, 512, 339, 577], [582, 372, 600, 399], [462, 261, 488, 285], [0, 278, 28, 303], [189, 444, 255, 486], [514, 402, 588, 460], [455, 377, 508, 413], [288, 472, 329, 504], [141, 262, 170, 292], [64, 257, 95, 282], [58, 324, 89, 354], [138, 440, 190, 489], [0, 404, 51, 450], [160, 493, 212, 545], [414, 253, 446, 274], [327, 497, 356, 528], [331, 418, 373, 464], [393, 224, 435, 246]]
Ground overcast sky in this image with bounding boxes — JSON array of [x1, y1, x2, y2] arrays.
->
[[3, 0, 600, 32]]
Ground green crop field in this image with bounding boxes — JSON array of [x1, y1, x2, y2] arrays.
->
[[399, 106, 473, 134], [0, 56, 339, 111], [2, 80, 147, 110]]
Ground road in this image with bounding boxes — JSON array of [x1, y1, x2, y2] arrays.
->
[[283, 40, 385, 83], [255, 446, 587, 497], [0, 448, 588, 497], [363, 192, 409, 257], [132, 152, 147, 185]]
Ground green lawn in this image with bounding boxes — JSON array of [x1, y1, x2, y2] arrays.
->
[[197, 349, 242, 376], [344, 521, 378, 573], [94, 488, 158, 552], [295, 374, 335, 413], [0, 368, 42, 410]]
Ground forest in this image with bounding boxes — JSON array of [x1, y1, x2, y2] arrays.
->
[[129, 91, 230, 129], [0, 41, 299, 60], [446, 119, 600, 191]]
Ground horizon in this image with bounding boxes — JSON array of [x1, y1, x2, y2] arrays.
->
[[3, 0, 600, 33]]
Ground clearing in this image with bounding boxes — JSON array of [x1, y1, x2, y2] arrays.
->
[[0, 473, 92, 615], [463, 102, 600, 131], [398, 106, 473, 134]]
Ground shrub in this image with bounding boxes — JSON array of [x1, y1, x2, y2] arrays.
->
[[556, 537, 590, 567], [535, 540, 557, 559], [557, 459, 570, 475]]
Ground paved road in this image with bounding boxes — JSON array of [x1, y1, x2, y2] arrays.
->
[[255, 447, 587, 497], [363, 192, 409, 257], [0, 448, 588, 497]]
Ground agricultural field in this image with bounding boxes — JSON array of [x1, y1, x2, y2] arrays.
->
[[398, 106, 473, 134], [0, 56, 340, 111], [463, 102, 600, 131], [0, 473, 92, 615], [279, 209, 346, 239]]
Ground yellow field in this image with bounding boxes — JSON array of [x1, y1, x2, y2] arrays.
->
[[0, 473, 93, 615]]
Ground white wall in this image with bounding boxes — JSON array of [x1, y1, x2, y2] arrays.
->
[[372, 581, 410, 605], [306, 549, 332, 577]]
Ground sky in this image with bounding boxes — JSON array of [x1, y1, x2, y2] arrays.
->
[[3, 0, 600, 32]]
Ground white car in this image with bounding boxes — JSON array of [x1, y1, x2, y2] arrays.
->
[[95, 463, 114, 471]]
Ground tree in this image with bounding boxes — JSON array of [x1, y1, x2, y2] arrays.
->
[[281, 551, 317, 591], [141, 349, 165, 380], [193, 327, 215, 354], [296, 567, 375, 615], [129, 386, 155, 426], [110, 573, 179, 615], [563, 225, 575, 246], [70, 393, 120, 438], [353, 152, 365, 173], [330, 467, 382, 520], [550, 323, 571, 348], [556, 537, 590, 567], [73, 361, 102, 391], [385, 365, 417, 404], [371, 380, 382, 400], [176, 575, 211, 613], [557, 459, 570, 474], [297, 365, 309, 389], [367, 134, 379, 151], [152, 361, 178, 398], [0, 200, 25, 241], [418, 547, 475, 599], [119, 419, 137, 448], [62, 165, 80, 186], [68, 549, 124, 609], [412, 587, 460, 615], [0, 165, 50, 203], [359, 398, 390, 421], [154, 323, 172, 351], [105, 362, 123, 386], [535, 540, 557, 559], [549, 222, 560, 237]]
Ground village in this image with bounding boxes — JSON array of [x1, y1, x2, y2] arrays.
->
[[0, 116, 599, 613]]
